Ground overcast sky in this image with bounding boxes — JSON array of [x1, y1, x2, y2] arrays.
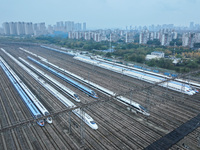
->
[[0, 0, 200, 29]]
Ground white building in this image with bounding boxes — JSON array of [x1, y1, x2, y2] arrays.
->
[[146, 51, 165, 60], [83, 22, 86, 31], [0, 28, 3, 34], [125, 32, 134, 43], [25, 22, 34, 35], [65, 21, 74, 32], [139, 30, 149, 44], [182, 32, 194, 48], [16, 22, 25, 35], [2, 22, 10, 35], [9, 22, 17, 35]]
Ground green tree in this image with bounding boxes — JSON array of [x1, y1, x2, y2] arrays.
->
[[105, 52, 112, 57]]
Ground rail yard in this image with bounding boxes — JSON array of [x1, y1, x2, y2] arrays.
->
[[0, 42, 200, 150]]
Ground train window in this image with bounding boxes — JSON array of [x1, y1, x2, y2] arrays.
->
[[139, 105, 147, 111], [39, 120, 44, 125], [131, 105, 140, 110], [45, 112, 50, 116], [85, 114, 91, 119], [74, 94, 79, 99], [37, 114, 42, 119], [90, 121, 96, 124]]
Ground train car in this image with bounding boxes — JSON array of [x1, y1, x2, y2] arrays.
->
[[138, 72, 195, 95], [127, 69, 195, 95], [0, 60, 45, 126], [41, 45, 75, 56], [28, 56, 98, 99], [166, 81, 195, 95], [72, 108, 98, 130], [117, 96, 150, 116], [20, 57, 80, 102]]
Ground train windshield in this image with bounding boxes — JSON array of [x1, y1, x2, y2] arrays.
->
[[139, 105, 147, 112], [91, 91, 95, 96], [90, 121, 96, 124], [74, 94, 79, 99], [47, 117, 52, 121], [45, 112, 50, 116], [191, 87, 199, 93], [38, 120, 44, 126], [36, 114, 42, 119]]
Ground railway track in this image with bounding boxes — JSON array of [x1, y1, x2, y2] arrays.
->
[[0, 43, 200, 149], [5, 56, 90, 149]]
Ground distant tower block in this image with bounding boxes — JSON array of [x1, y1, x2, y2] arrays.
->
[[83, 22, 86, 31]]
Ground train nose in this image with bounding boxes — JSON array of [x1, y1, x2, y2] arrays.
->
[[93, 124, 98, 130], [76, 98, 81, 102], [145, 112, 150, 116], [46, 117, 53, 124], [38, 120, 45, 127]]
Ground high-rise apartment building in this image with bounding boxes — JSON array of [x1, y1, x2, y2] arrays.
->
[[190, 22, 194, 30], [16, 22, 25, 35], [182, 33, 194, 48], [9, 22, 17, 35], [74, 23, 81, 31], [38, 22, 46, 31], [0, 28, 4, 34], [2, 22, 10, 35], [25, 22, 34, 35], [125, 32, 134, 43], [139, 30, 149, 44], [2, 21, 47, 36], [161, 33, 168, 46], [65, 21, 74, 32], [83, 22, 86, 31]]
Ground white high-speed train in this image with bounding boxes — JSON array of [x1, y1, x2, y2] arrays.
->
[[75, 56, 197, 96], [73, 108, 98, 129], [116, 96, 149, 116]]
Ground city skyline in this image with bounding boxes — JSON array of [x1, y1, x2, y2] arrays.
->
[[0, 0, 200, 29]]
